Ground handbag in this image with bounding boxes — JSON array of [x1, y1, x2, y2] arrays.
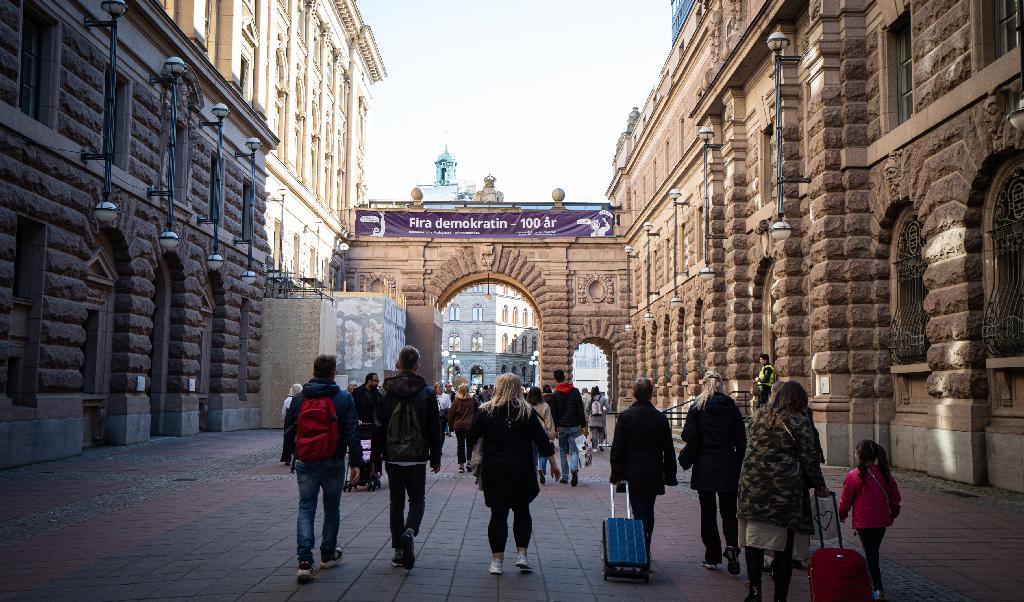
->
[[677, 407, 701, 470], [866, 466, 900, 520]]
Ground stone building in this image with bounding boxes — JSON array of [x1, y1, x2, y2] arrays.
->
[[609, 0, 1024, 490], [441, 284, 540, 387], [0, 0, 278, 468], [258, 0, 385, 288]]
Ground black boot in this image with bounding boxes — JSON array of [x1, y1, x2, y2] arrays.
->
[[744, 585, 762, 602]]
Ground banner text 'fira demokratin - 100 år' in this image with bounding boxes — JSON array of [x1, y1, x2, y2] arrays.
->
[[354, 209, 615, 238]]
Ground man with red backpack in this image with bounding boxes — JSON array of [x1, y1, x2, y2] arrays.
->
[[283, 354, 362, 583]]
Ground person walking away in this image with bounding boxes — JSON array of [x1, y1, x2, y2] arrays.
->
[[839, 440, 901, 601], [609, 377, 677, 559], [753, 354, 776, 408], [581, 388, 592, 422], [371, 346, 442, 570], [682, 371, 746, 574], [450, 383, 478, 473], [352, 373, 384, 478], [541, 384, 553, 405], [436, 382, 452, 438], [549, 369, 586, 486], [468, 373, 560, 575], [282, 356, 362, 583], [588, 386, 608, 450], [738, 381, 829, 602], [280, 383, 303, 464], [526, 386, 556, 483]]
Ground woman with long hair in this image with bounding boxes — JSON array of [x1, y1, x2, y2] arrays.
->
[[449, 383, 478, 473], [468, 373, 561, 575], [681, 371, 746, 574], [526, 386, 556, 483], [738, 381, 829, 602]]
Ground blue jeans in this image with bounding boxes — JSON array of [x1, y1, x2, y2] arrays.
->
[[295, 459, 345, 563], [558, 427, 580, 478]]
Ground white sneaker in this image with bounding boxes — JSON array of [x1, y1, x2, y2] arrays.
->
[[488, 559, 503, 575], [515, 554, 533, 573]]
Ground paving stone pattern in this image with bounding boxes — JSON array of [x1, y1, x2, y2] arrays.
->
[[0, 431, 1020, 601]]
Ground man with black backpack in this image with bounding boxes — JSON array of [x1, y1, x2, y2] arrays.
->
[[372, 345, 442, 570], [283, 354, 362, 583], [549, 369, 586, 486]]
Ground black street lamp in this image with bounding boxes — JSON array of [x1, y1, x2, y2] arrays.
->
[[84, 0, 128, 224], [767, 32, 811, 241], [148, 56, 188, 251], [669, 188, 688, 309], [1007, 2, 1024, 129], [624, 245, 634, 333], [198, 103, 229, 271], [234, 137, 262, 284], [697, 126, 723, 281], [643, 221, 658, 321]]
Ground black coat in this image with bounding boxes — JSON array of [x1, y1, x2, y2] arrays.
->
[[467, 402, 555, 508], [609, 399, 678, 496], [682, 392, 746, 493], [371, 372, 442, 468], [550, 384, 586, 428]]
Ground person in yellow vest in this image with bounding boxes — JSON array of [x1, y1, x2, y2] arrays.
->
[[754, 354, 776, 407]]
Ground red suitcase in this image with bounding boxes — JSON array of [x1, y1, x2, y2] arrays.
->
[[808, 492, 874, 601]]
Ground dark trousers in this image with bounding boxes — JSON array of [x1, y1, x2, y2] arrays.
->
[[455, 431, 472, 465], [698, 491, 738, 564], [858, 527, 886, 591], [745, 529, 795, 601], [487, 503, 532, 553], [628, 492, 657, 556], [757, 386, 771, 407], [385, 463, 426, 547]]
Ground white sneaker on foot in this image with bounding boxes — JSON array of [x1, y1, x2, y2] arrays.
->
[[515, 554, 532, 572], [488, 559, 503, 575]]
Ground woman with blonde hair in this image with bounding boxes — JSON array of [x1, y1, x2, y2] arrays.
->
[[280, 383, 303, 463], [681, 370, 746, 573], [449, 383, 478, 472], [468, 373, 560, 575]]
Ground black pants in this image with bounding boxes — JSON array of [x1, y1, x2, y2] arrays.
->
[[385, 463, 426, 547], [858, 527, 886, 591], [628, 492, 657, 556], [698, 491, 738, 564], [455, 431, 472, 465], [488, 503, 532, 553], [757, 387, 771, 407], [745, 529, 795, 601]]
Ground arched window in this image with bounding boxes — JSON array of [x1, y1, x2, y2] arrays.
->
[[453, 333, 461, 351], [513, 307, 519, 325], [532, 337, 538, 353], [502, 305, 509, 323], [501, 334, 508, 353], [501, 364, 508, 374], [761, 262, 777, 361], [448, 305, 461, 321], [890, 214, 928, 362], [511, 336, 517, 353], [472, 333, 484, 352], [986, 165, 1024, 356], [473, 305, 483, 321], [448, 334, 456, 351], [523, 309, 529, 326]]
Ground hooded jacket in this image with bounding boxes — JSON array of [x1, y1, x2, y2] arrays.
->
[[283, 377, 362, 466], [371, 372, 442, 468], [549, 381, 586, 429]]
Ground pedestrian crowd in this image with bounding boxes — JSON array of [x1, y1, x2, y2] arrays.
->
[[278, 348, 900, 602]]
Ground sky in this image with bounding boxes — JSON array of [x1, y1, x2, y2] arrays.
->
[[359, 0, 670, 204]]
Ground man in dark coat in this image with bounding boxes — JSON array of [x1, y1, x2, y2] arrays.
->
[[352, 373, 384, 476], [548, 369, 586, 486], [609, 376, 678, 557], [370, 346, 442, 570]]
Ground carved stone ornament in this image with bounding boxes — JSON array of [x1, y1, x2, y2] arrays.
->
[[985, 92, 1007, 144], [480, 244, 496, 271], [883, 150, 902, 201], [576, 274, 616, 305], [811, 0, 822, 21], [358, 273, 397, 297]]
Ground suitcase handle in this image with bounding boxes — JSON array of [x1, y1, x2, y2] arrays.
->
[[609, 481, 633, 519], [813, 490, 843, 549]]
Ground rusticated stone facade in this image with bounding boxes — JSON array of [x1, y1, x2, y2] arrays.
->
[[609, 0, 1024, 491], [0, 0, 276, 467]]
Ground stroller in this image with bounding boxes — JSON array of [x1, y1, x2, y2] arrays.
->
[[344, 422, 381, 492]]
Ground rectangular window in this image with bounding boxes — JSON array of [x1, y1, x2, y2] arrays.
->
[[239, 55, 250, 99], [103, 69, 131, 169], [80, 309, 100, 393], [241, 182, 251, 240], [997, 0, 1018, 59], [292, 233, 300, 273], [272, 219, 282, 270], [13, 218, 45, 299], [19, 13, 44, 119], [895, 25, 913, 124]]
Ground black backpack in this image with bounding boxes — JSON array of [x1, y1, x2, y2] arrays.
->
[[386, 389, 429, 462]]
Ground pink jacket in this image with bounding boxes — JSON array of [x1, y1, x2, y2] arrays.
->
[[838, 465, 901, 530]]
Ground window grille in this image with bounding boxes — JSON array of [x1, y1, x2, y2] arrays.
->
[[984, 168, 1024, 356], [888, 216, 929, 363]]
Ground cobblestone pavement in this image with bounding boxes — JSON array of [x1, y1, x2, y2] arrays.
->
[[0, 430, 1021, 601]]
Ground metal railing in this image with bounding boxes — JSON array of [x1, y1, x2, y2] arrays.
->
[[265, 270, 332, 302]]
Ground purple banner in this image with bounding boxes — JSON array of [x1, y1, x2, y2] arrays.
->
[[355, 209, 614, 238]]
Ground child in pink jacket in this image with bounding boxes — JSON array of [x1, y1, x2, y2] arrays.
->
[[838, 440, 901, 601]]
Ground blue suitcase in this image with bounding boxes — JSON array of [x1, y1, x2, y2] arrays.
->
[[602, 482, 650, 582]]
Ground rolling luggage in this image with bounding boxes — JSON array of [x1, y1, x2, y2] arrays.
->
[[602, 482, 650, 583], [808, 491, 873, 601]]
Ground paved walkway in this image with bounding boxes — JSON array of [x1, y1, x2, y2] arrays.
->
[[0, 430, 1021, 601]]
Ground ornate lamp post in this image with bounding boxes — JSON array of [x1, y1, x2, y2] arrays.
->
[[235, 137, 262, 285], [148, 56, 188, 251], [697, 127, 723, 281], [767, 32, 811, 241], [84, 0, 128, 224], [643, 222, 657, 321], [624, 245, 634, 333], [669, 188, 688, 309], [197, 103, 229, 271]]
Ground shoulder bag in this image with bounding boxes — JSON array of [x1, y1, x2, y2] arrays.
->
[[865, 466, 899, 520]]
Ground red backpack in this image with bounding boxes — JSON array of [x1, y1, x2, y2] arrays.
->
[[294, 395, 339, 463]]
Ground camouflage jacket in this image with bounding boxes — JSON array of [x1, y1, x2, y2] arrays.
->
[[737, 411, 826, 534]]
